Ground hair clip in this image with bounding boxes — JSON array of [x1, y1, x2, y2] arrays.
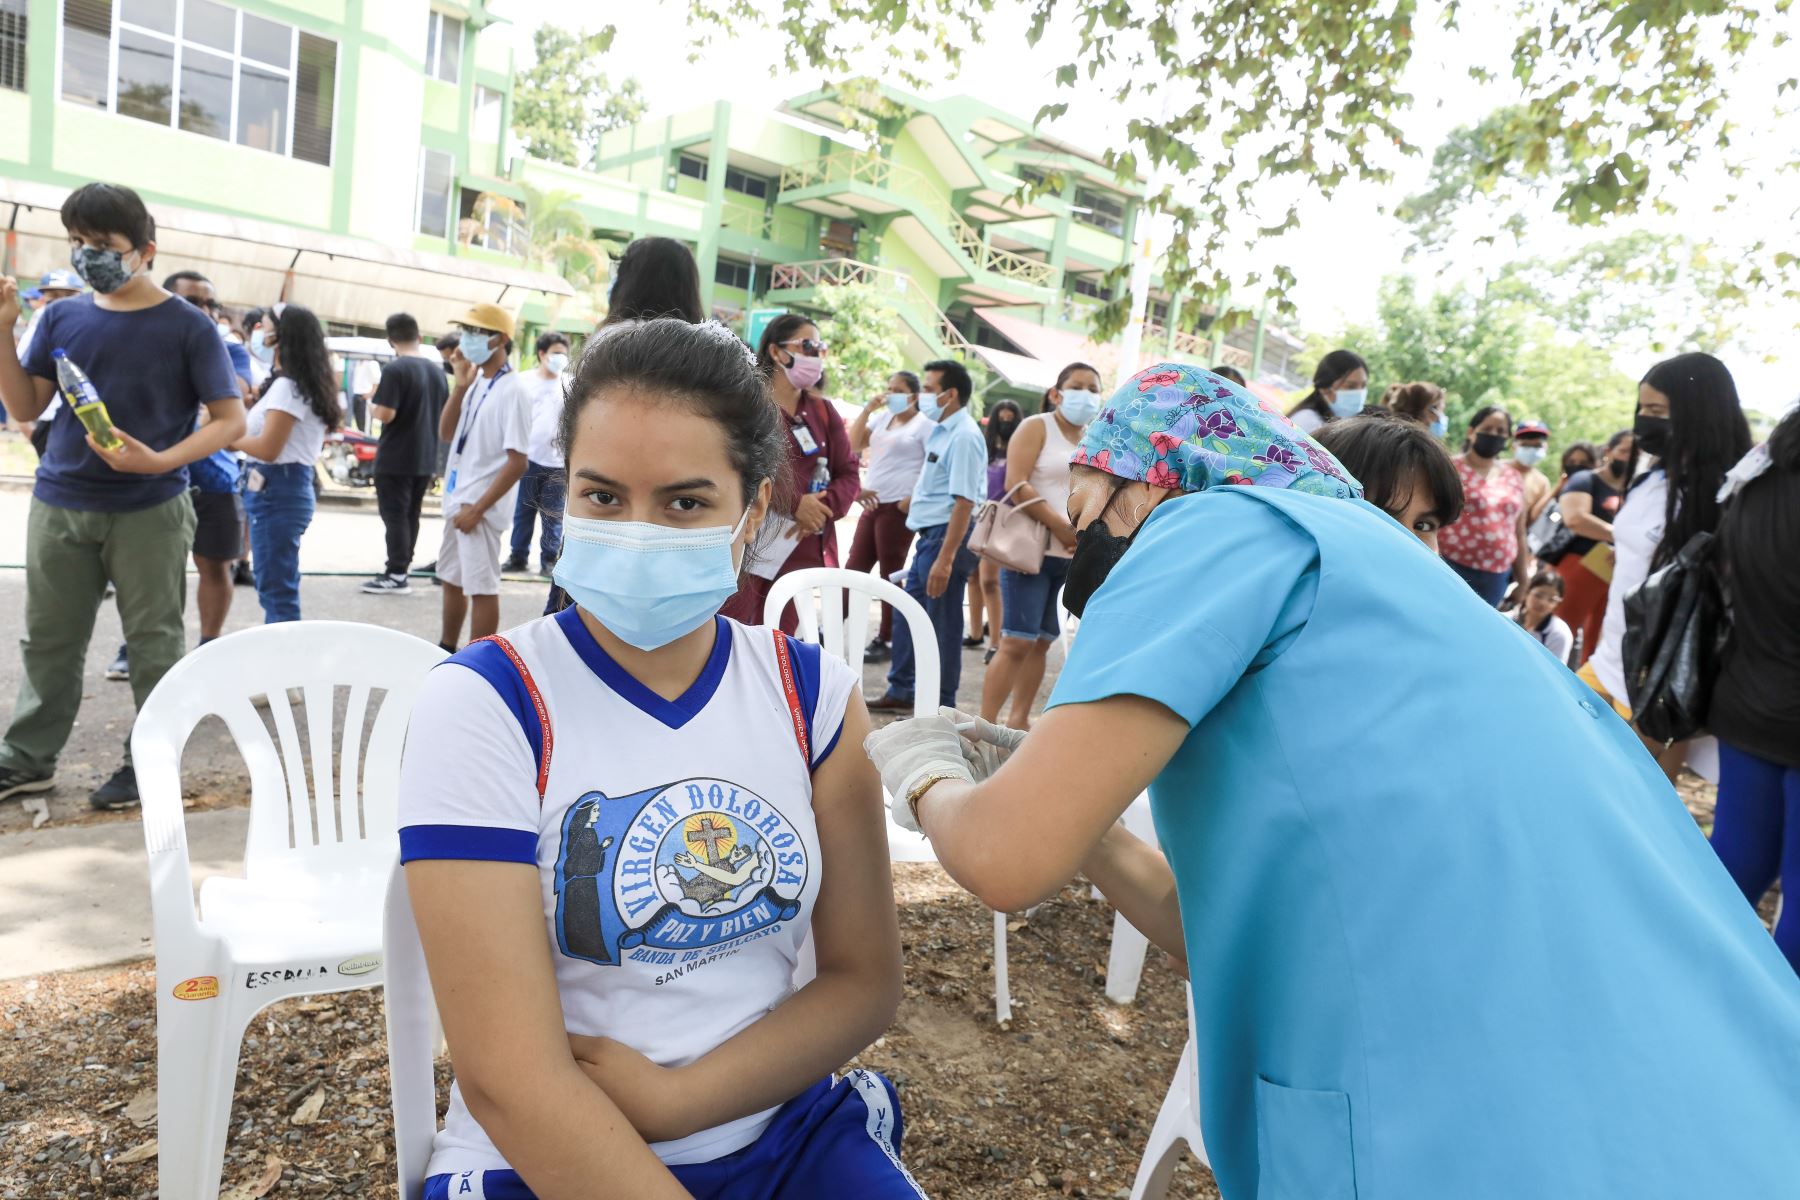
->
[[698, 318, 758, 368]]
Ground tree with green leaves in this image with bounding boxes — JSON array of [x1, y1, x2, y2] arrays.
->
[[684, 0, 1799, 337], [512, 27, 647, 169], [813, 283, 909, 404], [473, 183, 611, 299]]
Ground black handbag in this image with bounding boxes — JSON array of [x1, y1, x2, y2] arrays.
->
[[1620, 530, 1730, 744], [1528, 498, 1576, 562]]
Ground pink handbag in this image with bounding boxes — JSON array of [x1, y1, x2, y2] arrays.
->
[[968, 482, 1051, 574]]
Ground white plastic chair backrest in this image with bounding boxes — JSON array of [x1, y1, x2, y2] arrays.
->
[[132, 622, 447, 878], [382, 859, 439, 1200], [764, 568, 939, 718]]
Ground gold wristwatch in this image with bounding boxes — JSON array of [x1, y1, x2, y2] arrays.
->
[[905, 771, 962, 828]]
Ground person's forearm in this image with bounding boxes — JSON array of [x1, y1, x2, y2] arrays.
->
[[0, 342, 48, 422], [1080, 826, 1187, 971], [466, 1062, 686, 1199], [936, 500, 974, 567], [1566, 515, 1612, 541], [659, 964, 900, 1139], [472, 453, 528, 516], [439, 383, 469, 443], [919, 776, 1094, 912], [164, 405, 247, 467]]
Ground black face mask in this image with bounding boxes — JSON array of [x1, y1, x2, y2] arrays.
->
[[1633, 414, 1671, 459], [1064, 497, 1141, 618], [1471, 432, 1508, 459]]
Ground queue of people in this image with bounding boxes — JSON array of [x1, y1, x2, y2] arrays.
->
[[3, 188, 1797, 1199]]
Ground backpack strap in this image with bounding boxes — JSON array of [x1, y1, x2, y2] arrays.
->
[[771, 628, 812, 769], [469, 634, 554, 803]]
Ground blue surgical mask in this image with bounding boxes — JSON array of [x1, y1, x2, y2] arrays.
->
[[1330, 388, 1367, 419], [885, 392, 913, 414], [919, 391, 944, 421], [1429, 413, 1449, 438], [459, 329, 496, 366], [1514, 445, 1547, 468], [552, 509, 750, 651], [249, 329, 274, 366], [1058, 388, 1102, 425]]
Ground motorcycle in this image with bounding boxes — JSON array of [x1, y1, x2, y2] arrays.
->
[[319, 425, 379, 487]]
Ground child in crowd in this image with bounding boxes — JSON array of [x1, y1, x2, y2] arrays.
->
[[1511, 569, 1575, 665], [399, 318, 917, 1199], [1313, 407, 1464, 551]]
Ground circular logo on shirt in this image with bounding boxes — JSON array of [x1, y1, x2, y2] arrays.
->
[[552, 777, 808, 971]]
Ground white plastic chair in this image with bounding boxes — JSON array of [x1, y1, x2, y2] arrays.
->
[[133, 622, 446, 1200], [764, 568, 1016, 1023], [1104, 793, 1159, 1004], [382, 859, 440, 1200], [1130, 991, 1210, 1199]]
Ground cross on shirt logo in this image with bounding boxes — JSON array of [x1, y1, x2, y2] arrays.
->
[[685, 815, 734, 866]]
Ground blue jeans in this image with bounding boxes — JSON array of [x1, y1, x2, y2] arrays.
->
[[1000, 555, 1071, 641], [1447, 558, 1511, 607], [886, 522, 979, 707], [509, 460, 564, 564], [1713, 741, 1800, 974], [243, 463, 315, 624]]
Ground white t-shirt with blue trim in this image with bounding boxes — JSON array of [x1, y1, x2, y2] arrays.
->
[[398, 609, 858, 1173]]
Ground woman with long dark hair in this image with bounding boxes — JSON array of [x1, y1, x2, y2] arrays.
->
[[1709, 405, 1800, 973], [601, 237, 705, 327], [1435, 404, 1528, 606], [1581, 353, 1752, 776], [230, 303, 340, 622], [1286, 348, 1367, 434], [966, 398, 1023, 655], [718, 312, 857, 631]]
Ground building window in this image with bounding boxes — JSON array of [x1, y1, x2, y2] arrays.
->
[[714, 258, 752, 290], [1073, 186, 1127, 236], [472, 84, 503, 143], [676, 154, 707, 182], [58, 0, 336, 164], [417, 147, 454, 238], [0, 0, 25, 92], [1071, 274, 1106, 300], [723, 166, 768, 200], [425, 9, 461, 84], [1149, 299, 1169, 324]]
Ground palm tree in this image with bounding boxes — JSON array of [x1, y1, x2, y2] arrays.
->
[[470, 183, 612, 301]]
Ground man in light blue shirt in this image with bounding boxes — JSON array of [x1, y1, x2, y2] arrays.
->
[[871, 359, 987, 710]]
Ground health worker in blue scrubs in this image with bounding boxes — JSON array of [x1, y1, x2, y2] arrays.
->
[[865, 363, 1800, 1200]]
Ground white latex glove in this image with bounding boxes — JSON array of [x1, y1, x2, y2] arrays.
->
[[863, 714, 974, 832], [940, 707, 1028, 780]]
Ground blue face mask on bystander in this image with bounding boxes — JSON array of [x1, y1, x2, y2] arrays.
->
[[459, 329, 496, 366]]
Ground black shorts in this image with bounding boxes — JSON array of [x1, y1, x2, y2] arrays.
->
[[191, 489, 245, 561]]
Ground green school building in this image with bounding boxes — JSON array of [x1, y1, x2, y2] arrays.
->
[[0, 0, 1305, 394]]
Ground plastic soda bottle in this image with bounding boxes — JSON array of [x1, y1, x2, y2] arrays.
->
[[52, 349, 121, 451]]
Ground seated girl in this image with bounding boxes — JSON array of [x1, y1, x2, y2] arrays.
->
[[1511, 568, 1575, 665], [1314, 407, 1464, 551], [398, 318, 918, 1200]]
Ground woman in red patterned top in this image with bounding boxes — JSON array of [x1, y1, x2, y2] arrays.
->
[[1437, 404, 1529, 606]]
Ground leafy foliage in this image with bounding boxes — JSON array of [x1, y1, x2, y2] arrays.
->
[[512, 26, 647, 168], [1325, 275, 1637, 450], [685, 0, 1799, 336], [813, 283, 909, 404], [473, 183, 611, 299]]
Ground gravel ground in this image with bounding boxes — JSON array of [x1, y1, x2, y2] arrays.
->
[[0, 865, 1213, 1200]]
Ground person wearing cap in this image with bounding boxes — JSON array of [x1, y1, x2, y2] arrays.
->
[[435, 302, 529, 651], [864, 363, 1800, 1200], [14, 268, 86, 454], [1509, 419, 1554, 523]]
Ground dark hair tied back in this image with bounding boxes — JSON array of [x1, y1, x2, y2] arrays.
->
[[559, 318, 791, 513]]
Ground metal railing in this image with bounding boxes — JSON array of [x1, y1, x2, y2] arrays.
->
[[769, 258, 973, 358], [1144, 322, 1210, 358], [778, 153, 1056, 289], [717, 206, 776, 239]]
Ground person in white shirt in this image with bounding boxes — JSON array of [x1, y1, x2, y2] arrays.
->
[[505, 330, 572, 576], [14, 268, 84, 451], [436, 302, 530, 650], [1511, 569, 1575, 666], [229, 303, 340, 624], [845, 370, 932, 660], [398, 317, 916, 1200]]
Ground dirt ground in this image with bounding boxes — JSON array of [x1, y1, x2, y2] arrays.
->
[[0, 865, 1214, 1200]]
